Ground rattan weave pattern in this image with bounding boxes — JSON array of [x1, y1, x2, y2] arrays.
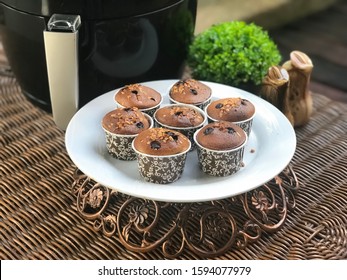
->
[[1, 57, 347, 259]]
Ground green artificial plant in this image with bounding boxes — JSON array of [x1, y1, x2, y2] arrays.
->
[[188, 21, 281, 88]]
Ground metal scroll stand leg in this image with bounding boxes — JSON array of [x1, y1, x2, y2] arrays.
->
[[71, 165, 299, 258]]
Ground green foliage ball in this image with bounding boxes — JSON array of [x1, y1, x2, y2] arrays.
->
[[188, 21, 282, 86]]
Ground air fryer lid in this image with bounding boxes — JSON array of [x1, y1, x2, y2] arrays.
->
[[0, 0, 184, 19]]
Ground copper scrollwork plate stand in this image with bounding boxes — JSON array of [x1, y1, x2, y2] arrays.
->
[[72, 165, 299, 258]]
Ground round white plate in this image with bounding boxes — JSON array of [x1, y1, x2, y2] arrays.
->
[[65, 80, 296, 203]]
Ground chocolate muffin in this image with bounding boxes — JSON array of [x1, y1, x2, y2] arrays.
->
[[169, 79, 212, 109], [154, 104, 206, 151], [132, 128, 191, 184], [195, 121, 246, 151], [206, 97, 255, 122], [154, 104, 205, 128], [194, 121, 247, 177], [102, 107, 153, 160], [102, 107, 150, 135], [133, 128, 190, 156], [114, 83, 162, 110]]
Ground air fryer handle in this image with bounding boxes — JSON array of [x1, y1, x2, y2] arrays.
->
[[43, 14, 81, 130]]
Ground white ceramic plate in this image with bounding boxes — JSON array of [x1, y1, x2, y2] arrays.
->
[[65, 80, 296, 203]]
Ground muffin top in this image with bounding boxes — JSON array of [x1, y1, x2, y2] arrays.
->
[[207, 97, 255, 122], [133, 128, 190, 156], [102, 107, 150, 135], [169, 79, 211, 104], [154, 105, 205, 128], [114, 83, 162, 109], [195, 121, 246, 151]]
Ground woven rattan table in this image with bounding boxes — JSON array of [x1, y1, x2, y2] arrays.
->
[[1, 49, 347, 259]]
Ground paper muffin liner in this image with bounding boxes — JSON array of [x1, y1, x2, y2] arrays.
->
[[104, 133, 138, 160], [233, 118, 254, 137], [153, 104, 207, 151], [193, 129, 247, 177], [103, 114, 153, 160], [169, 95, 212, 111], [132, 142, 191, 184]]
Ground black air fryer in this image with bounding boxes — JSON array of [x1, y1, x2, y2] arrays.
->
[[0, 0, 197, 116]]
